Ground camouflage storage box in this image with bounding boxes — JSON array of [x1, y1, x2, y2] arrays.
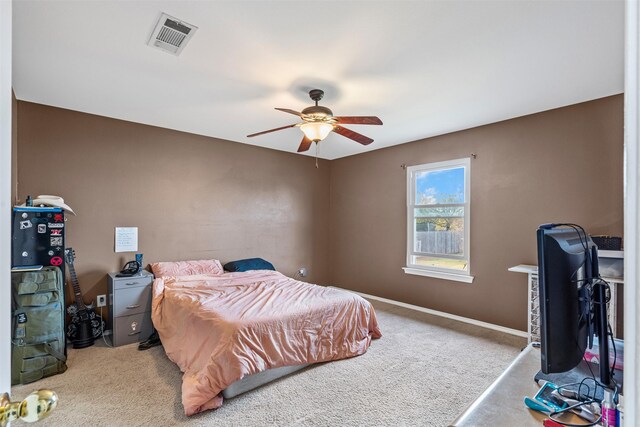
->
[[11, 266, 67, 385]]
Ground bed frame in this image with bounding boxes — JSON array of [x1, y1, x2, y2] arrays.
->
[[222, 364, 311, 399]]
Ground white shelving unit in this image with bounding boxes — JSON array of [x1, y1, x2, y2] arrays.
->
[[509, 251, 623, 344], [509, 265, 542, 343]]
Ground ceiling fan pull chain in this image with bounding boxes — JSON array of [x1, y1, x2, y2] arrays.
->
[[315, 142, 319, 168]]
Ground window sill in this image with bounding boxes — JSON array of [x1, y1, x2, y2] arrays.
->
[[402, 267, 474, 283]]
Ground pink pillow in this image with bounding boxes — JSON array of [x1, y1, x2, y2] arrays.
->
[[150, 259, 224, 278]]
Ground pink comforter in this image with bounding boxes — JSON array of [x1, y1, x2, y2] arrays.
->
[[151, 270, 381, 415]]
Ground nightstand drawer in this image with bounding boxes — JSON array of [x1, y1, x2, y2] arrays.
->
[[112, 284, 151, 317], [112, 276, 152, 290], [112, 311, 153, 347]]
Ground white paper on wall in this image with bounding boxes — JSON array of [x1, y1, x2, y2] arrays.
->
[[115, 227, 138, 253]]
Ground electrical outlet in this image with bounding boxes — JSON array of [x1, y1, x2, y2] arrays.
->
[[298, 267, 308, 277], [96, 294, 107, 308]]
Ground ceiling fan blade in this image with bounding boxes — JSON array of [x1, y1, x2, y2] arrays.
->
[[333, 125, 374, 145], [297, 136, 313, 153], [247, 123, 298, 138], [335, 116, 383, 125], [275, 108, 303, 117]]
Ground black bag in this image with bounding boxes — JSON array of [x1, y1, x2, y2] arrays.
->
[[11, 267, 67, 385]]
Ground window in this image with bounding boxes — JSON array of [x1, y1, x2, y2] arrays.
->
[[403, 158, 473, 283]]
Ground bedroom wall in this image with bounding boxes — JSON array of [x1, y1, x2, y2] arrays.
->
[[17, 102, 331, 317], [16, 95, 624, 334], [329, 95, 624, 332]]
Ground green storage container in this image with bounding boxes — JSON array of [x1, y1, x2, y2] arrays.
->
[[11, 266, 67, 385]]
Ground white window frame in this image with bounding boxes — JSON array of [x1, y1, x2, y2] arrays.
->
[[403, 157, 474, 283]]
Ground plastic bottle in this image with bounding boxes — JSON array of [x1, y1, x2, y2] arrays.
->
[[616, 394, 624, 427], [602, 389, 617, 427]]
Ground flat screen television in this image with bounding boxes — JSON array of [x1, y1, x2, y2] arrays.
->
[[537, 224, 612, 387]]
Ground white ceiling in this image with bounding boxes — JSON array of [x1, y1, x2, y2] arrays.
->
[[13, 1, 624, 160]]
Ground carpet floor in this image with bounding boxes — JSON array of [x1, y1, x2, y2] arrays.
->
[[11, 300, 525, 426]]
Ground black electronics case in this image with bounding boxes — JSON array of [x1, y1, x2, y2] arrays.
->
[[11, 207, 66, 276]]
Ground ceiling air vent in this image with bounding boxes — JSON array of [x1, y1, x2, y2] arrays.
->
[[148, 13, 198, 56]]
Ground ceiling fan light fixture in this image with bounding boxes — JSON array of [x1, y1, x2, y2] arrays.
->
[[300, 122, 334, 142], [247, 89, 382, 153]]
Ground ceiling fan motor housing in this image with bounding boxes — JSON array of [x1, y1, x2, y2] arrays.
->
[[301, 105, 335, 122]]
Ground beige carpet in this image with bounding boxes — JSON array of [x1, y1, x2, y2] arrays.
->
[[12, 300, 525, 426]]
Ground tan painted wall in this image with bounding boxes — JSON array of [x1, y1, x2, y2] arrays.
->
[[329, 95, 624, 331], [16, 95, 623, 332], [17, 102, 330, 317], [11, 90, 17, 203]]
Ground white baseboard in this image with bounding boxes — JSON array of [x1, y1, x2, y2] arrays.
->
[[332, 286, 529, 339]]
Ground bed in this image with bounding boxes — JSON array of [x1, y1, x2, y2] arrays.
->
[[150, 260, 381, 415]]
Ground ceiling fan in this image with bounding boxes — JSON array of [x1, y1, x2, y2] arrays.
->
[[247, 89, 383, 153]]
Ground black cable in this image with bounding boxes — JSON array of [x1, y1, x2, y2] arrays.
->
[[553, 376, 607, 407], [577, 376, 602, 402], [551, 399, 597, 416], [556, 380, 594, 402], [607, 323, 620, 393], [549, 385, 602, 427], [548, 390, 601, 426], [556, 224, 597, 358], [554, 223, 591, 268], [548, 412, 602, 427]]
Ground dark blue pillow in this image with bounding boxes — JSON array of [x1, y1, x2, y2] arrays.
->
[[224, 258, 275, 272]]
